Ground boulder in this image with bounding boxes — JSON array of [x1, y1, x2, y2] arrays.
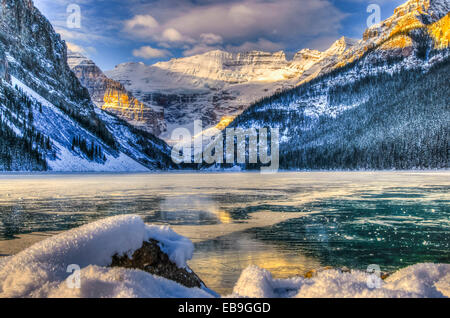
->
[[110, 239, 205, 289]]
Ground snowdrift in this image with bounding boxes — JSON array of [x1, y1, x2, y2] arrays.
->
[[0, 215, 211, 298], [230, 264, 450, 298]]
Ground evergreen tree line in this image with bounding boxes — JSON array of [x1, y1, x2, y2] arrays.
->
[[58, 103, 117, 149], [106, 112, 178, 169], [71, 135, 106, 162], [227, 50, 449, 170], [0, 81, 54, 171]]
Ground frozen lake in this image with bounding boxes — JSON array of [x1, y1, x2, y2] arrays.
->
[[0, 171, 449, 294]]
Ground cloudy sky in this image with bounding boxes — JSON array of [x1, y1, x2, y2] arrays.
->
[[34, 0, 405, 70]]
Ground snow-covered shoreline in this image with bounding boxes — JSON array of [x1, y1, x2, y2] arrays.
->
[[0, 215, 448, 298]]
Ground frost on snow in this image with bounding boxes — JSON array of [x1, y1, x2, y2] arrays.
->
[[229, 264, 450, 298], [0, 215, 210, 298]]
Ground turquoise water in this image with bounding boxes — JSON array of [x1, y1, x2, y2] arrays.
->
[[0, 172, 448, 294], [248, 186, 450, 271]]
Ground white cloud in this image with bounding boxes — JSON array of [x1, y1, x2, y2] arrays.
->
[[200, 33, 223, 45], [183, 43, 221, 56], [124, 15, 160, 38], [123, 0, 347, 57], [132, 46, 170, 59], [162, 28, 183, 42], [160, 0, 345, 41], [66, 42, 86, 54]]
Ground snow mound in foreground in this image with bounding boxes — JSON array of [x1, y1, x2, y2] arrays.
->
[[230, 264, 450, 298], [0, 215, 210, 298]]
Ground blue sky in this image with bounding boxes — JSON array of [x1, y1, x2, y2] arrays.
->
[[34, 0, 405, 71]]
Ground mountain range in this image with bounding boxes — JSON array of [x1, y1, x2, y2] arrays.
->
[[0, 0, 448, 171], [228, 0, 449, 170], [105, 37, 361, 141]]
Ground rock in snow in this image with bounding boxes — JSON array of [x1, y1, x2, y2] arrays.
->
[[0, 215, 448, 298], [111, 239, 205, 289], [0, 215, 213, 298]]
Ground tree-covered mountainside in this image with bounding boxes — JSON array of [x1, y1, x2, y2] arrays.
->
[[0, 82, 52, 171], [0, 0, 176, 172], [222, 0, 450, 171], [230, 45, 449, 170]]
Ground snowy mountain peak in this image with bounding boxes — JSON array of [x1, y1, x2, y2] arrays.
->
[[392, 0, 449, 20], [150, 49, 290, 84], [106, 0, 449, 140], [325, 37, 359, 56], [293, 49, 323, 61]]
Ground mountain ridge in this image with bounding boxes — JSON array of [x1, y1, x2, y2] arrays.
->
[[106, 0, 449, 140], [224, 0, 449, 170], [0, 0, 175, 171]]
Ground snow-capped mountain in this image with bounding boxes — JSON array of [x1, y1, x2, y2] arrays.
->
[[106, 0, 449, 143], [106, 38, 360, 141], [68, 51, 165, 136], [226, 0, 449, 170], [0, 0, 175, 171]]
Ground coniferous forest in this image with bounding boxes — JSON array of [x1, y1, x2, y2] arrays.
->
[[230, 52, 449, 170]]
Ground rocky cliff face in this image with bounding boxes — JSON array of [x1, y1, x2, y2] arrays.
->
[[68, 51, 165, 135], [0, 0, 92, 115], [153, 50, 294, 83], [0, 0, 175, 171]]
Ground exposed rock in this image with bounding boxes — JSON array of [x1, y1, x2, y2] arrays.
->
[[110, 239, 205, 289], [0, 0, 176, 172], [68, 51, 165, 135], [0, 0, 93, 116]]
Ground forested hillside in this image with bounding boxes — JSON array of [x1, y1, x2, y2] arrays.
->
[[230, 48, 449, 170]]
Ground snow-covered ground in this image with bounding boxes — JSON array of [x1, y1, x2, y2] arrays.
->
[[230, 264, 450, 298], [8, 76, 151, 172], [0, 215, 211, 298], [0, 215, 448, 298]]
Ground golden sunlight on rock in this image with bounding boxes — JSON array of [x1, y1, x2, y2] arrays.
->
[[215, 116, 236, 131], [389, 12, 424, 39], [380, 35, 413, 50], [428, 13, 450, 49], [102, 89, 145, 121]]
